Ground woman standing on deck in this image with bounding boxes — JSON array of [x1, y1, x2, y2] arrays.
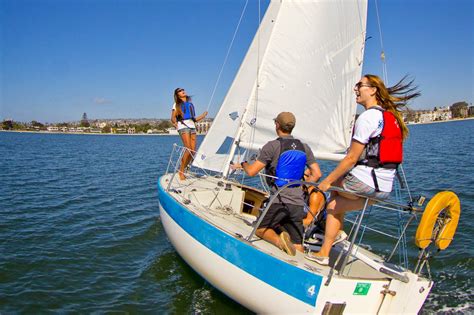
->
[[305, 74, 420, 265], [171, 88, 208, 180]]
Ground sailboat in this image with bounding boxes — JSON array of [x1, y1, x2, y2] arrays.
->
[[157, 0, 460, 313]]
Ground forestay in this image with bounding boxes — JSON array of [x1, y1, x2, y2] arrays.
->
[[194, 0, 368, 173]]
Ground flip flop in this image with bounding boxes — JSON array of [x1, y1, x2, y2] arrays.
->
[[279, 231, 296, 256]]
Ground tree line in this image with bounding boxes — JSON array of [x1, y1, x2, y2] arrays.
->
[[1, 119, 173, 133]]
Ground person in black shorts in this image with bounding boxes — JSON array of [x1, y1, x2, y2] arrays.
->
[[231, 112, 321, 255]]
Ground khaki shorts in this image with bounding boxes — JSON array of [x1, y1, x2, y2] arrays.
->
[[342, 173, 391, 200]]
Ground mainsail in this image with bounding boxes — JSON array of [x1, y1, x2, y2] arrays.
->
[[194, 0, 368, 173]]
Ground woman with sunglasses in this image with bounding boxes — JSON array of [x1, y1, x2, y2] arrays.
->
[[305, 74, 420, 265], [171, 88, 208, 180]]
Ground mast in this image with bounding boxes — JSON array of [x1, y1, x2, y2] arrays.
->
[[222, 107, 251, 178]]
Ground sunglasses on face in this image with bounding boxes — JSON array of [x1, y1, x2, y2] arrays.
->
[[354, 82, 373, 90]]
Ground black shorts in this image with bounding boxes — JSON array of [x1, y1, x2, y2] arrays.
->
[[258, 203, 305, 244]]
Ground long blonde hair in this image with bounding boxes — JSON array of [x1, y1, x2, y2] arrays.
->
[[364, 74, 420, 140], [173, 88, 192, 120]]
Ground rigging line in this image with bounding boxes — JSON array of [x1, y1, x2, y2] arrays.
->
[[398, 164, 413, 201], [374, 0, 415, 217], [205, 0, 250, 112], [374, 0, 388, 83]]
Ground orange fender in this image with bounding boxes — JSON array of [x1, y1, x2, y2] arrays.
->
[[415, 191, 461, 250]]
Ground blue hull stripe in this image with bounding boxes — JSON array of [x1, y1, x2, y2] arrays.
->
[[158, 178, 322, 306]]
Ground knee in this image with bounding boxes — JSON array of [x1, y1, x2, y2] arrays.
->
[[325, 203, 346, 217], [326, 199, 337, 212]]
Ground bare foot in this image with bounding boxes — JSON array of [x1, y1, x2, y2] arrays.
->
[[178, 171, 186, 180]]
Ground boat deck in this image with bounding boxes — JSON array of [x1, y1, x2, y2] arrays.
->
[[161, 173, 394, 281]]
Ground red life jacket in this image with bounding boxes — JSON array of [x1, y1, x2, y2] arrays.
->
[[379, 110, 403, 165], [358, 107, 403, 168], [356, 107, 403, 191]]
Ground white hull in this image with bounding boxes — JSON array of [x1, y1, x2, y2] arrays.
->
[[160, 205, 312, 313], [157, 174, 432, 314]]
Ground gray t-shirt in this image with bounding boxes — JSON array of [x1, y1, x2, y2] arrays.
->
[[257, 135, 316, 206]]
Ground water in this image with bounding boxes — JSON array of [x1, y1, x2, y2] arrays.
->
[[1, 120, 472, 313]]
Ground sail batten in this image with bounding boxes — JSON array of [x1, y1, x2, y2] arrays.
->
[[194, 0, 368, 173]]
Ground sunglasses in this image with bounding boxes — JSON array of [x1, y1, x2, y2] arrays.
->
[[176, 88, 184, 93], [354, 82, 373, 89]]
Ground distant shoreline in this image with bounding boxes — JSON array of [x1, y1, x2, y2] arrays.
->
[[0, 130, 191, 136], [407, 117, 474, 126], [2, 117, 472, 136]]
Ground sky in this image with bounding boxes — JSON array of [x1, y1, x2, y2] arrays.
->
[[0, 0, 473, 123]]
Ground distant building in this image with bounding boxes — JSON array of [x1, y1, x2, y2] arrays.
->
[[196, 120, 212, 134], [47, 126, 59, 132], [417, 111, 436, 124], [434, 106, 451, 121], [405, 106, 452, 124], [127, 127, 136, 134], [147, 129, 161, 134], [111, 128, 127, 134]]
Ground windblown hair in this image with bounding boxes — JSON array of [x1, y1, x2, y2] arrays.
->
[[364, 74, 420, 140], [173, 88, 191, 119]]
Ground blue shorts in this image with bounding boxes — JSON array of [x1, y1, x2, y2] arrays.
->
[[341, 173, 391, 200], [178, 128, 196, 135]]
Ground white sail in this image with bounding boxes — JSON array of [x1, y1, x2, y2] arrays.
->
[[194, 0, 368, 173]]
